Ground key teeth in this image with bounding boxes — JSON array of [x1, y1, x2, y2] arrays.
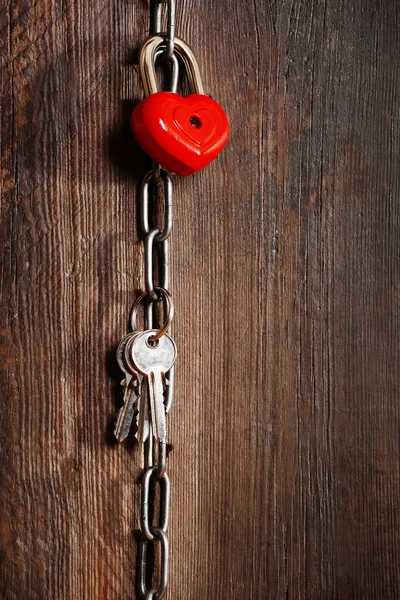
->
[[134, 405, 150, 443], [113, 381, 141, 442], [133, 408, 139, 439], [134, 406, 141, 440], [116, 374, 167, 443], [162, 374, 169, 405]]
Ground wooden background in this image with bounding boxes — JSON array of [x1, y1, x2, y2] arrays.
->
[[1, 0, 399, 598]]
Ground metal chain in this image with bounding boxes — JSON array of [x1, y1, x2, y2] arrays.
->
[[150, 0, 175, 60], [138, 173, 173, 599], [138, 2, 176, 597]]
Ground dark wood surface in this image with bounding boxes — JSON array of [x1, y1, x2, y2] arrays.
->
[[1, 1, 399, 598]]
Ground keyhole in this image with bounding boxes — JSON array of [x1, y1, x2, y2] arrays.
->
[[190, 115, 202, 129], [146, 336, 159, 348]]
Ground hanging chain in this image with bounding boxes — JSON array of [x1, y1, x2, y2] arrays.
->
[[119, 0, 227, 595], [113, 0, 228, 596], [137, 2, 176, 598]]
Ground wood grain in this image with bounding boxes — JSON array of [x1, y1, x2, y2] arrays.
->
[[1, 0, 399, 598]]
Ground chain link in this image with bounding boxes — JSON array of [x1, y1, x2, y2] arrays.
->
[[144, 228, 162, 300], [141, 170, 173, 242], [150, 0, 175, 60], [141, 467, 170, 541], [138, 528, 169, 599]]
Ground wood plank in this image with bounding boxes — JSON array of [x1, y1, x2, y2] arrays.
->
[[0, 0, 399, 598]]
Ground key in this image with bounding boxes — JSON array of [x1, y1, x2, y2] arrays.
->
[[164, 366, 174, 413], [134, 378, 150, 443], [122, 333, 150, 443], [114, 332, 142, 442], [115, 333, 140, 441], [130, 330, 177, 442]]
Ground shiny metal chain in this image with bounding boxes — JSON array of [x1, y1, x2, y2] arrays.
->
[[137, 2, 176, 598], [150, 0, 175, 60]]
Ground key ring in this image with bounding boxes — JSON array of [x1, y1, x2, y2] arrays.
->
[[130, 286, 174, 341]]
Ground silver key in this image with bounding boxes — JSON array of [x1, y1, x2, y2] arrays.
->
[[134, 378, 150, 443], [130, 330, 177, 443], [123, 334, 150, 443], [114, 332, 142, 442]]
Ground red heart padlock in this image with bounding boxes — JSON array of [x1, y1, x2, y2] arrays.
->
[[132, 92, 229, 176], [131, 35, 229, 176]]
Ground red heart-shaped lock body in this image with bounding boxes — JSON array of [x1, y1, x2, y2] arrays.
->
[[131, 92, 229, 176]]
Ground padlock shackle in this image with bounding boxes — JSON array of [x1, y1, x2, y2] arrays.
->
[[139, 34, 205, 97]]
